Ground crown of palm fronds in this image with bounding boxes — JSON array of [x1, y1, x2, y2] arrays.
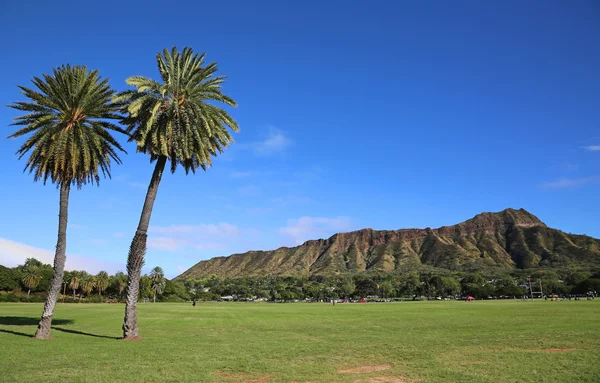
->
[[114, 47, 239, 174], [8, 65, 126, 188]]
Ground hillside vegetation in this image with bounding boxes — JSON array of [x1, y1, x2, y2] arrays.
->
[[177, 208, 600, 279]]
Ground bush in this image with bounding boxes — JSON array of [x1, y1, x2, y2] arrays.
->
[[0, 293, 20, 302], [162, 294, 185, 302]]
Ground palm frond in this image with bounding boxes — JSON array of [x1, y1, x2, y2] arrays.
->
[[117, 46, 238, 173], [8, 65, 127, 188]]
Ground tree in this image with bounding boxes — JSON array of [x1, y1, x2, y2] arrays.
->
[[112, 271, 127, 298], [0, 266, 22, 291], [339, 278, 356, 299], [22, 266, 42, 297], [8, 65, 126, 338], [95, 271, 109, 298], [80, 274, 96, 297], [380, 280, 395, 298], [150, 267, 166, 303], [69, 272, 81, 299], [115, 47, 238, 339]]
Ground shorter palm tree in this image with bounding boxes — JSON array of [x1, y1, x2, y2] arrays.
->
[[80, 274, 96, 297], [22, 266, 42, 297], [113, 272, 128, 298], [150, 267, 165, 303], [95, 271, 109, 297], [69, 272, 81, 299]]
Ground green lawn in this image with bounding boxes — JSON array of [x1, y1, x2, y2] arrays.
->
[[0, 300, 599, 382]]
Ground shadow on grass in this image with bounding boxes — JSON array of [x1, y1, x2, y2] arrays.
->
[[0, 316, 74, 326], [51, 327, 120, 340], [0, 328, 32, 337], [0, 316, 118, 339]]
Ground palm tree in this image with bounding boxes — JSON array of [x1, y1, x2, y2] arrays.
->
[[80, 274, 96, 297], [7, 65, 126, 339], [22, 266, 42, 297], [115, 47, 238, 339], [150, 267, 166, 303], [113, 271, 128, 298], [95, 271, 109, 298], [69, 271, 81, 299]]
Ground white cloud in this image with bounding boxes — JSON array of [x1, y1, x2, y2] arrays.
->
[[279, 216, 354, 245], [113, 232, 125, 238], [559, 162, 579, 172], [252, 127, 292, 156], [540, 176, 600, 189], [271, 195, 313, 206], [148, 223, 240, 252], [147, 237, 187, 251], [150, 223, 239, 236], [238, 184, 262, 197], [0, 237, 122, 274], [127, 182, 147, 189], [582, 145, 600, 152], [230, 171, 256, 178]]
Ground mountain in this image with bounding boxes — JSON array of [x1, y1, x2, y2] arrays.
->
[[175, 208, 600, 279]]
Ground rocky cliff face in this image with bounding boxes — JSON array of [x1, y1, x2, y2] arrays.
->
[[175, 208, 600, 279]]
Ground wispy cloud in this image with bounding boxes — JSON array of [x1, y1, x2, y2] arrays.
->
[[559, 162, 579, 172], [582, 145, 600, 152], [230, 171, 256, 178], [0, 238, 123, 274], [271, 195, 313, 206], [148, 223, 241, 252], [279, 216, 354, 245], [540, 176, 600, 189], [150, 223, 240, 236], [252, 127, 293, 156], [238, 184, 262, 197], [69, 224, 86, 230], [230, 170, 275, 178], [127, 182, 147, 189], [113, 232, 125, 238]]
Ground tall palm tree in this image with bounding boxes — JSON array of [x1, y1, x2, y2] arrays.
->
[[150, 266, 165, 303], [22, 266, 42, 297], [95, 271, 109, 297], [7, 65, 126, 339], [115, 47, 238, 339]]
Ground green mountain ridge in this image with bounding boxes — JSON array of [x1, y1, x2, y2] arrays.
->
[[175, 208, 600, 279]]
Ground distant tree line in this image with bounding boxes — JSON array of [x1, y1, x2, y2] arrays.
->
[[2, 259, 599, 303], [0, 259, 180, 303]]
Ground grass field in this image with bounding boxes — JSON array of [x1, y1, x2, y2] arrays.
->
[[0, 300, 599, 382]]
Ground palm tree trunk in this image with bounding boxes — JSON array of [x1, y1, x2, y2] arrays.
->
[[153, 292, 156, 303], [122, 156, 167, 339], [35, 183, 70, 339], [28, 289, 31, 297]]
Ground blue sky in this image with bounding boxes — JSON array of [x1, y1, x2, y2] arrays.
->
[[1, 0, 599, 278]]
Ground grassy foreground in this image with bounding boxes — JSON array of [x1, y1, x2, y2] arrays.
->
[[0, 301, 599, 382]]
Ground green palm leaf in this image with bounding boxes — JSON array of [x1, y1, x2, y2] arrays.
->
[[8, 64, 127, 187]]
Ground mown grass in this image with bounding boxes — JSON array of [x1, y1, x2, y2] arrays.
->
[[0, 300, 599, 382]]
